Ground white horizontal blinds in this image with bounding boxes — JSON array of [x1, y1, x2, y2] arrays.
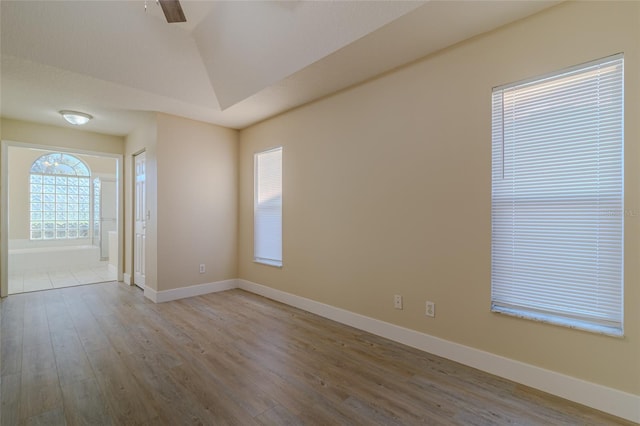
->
[[254, 147, 283, 266], [491, 55, 624, 335]]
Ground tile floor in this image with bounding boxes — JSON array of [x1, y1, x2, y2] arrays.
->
[[8, 262, 117, 294]]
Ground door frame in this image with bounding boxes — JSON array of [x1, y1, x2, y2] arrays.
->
[[0, 139, 124, 297], [93, 176, 118, 260], [131, 149, 146, 290]]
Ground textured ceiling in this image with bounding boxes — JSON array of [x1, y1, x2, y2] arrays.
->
[[0, 1, 559, 136]]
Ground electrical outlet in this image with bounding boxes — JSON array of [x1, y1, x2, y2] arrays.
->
[[425, 301, 435, 317], [199, 264, 205, 274], [394, 295, 403, 310]]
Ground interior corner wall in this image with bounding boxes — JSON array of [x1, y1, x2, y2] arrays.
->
[[237, 1, 640, 397], [155, 113, 239, 292]]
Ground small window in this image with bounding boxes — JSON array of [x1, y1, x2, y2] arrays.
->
[[254, 147, 283, 267], [30, 153, 91, 240], [491, 55, 624, 336]]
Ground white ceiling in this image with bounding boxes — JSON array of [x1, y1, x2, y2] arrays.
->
[[0, 0, 559, 136]]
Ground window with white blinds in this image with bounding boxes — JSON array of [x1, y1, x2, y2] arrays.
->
[[254, 147, 283, 267], [491, 54, 624, 336]]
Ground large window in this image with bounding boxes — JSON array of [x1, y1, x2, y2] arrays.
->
[[30, 152, 91, 240], [491, 55, 624, 336], [254, 147, 283, 267]]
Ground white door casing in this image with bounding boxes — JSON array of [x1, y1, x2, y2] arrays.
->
[[134, 152, 146, 289], [94, 177, 118, 260]]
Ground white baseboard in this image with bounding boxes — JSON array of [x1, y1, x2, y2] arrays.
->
[[236, 279, 640, 423], [123, 273, 131, 285], [148, 279, 237, 304], [143, 285, 158, 303]]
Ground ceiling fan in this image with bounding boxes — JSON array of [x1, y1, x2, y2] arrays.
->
[[157, 0, 186, 23]]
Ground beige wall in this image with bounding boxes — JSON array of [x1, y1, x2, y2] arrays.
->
[[1, 118, 124, 155], [7, 146, 117, 241], [156, 113, 238, 291], [238, 1, 640, 395]]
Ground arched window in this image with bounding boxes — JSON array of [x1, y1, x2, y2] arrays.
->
[[30, 153, 91, 240]]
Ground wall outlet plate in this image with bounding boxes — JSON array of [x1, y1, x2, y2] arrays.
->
[[394, 294, 403, 310], [425, 301, 435, 317]]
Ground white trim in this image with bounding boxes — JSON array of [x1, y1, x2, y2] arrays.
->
[[143, 285, 157, 303], [236, 279, 640, 423], [147, 279, 237, 304], [123, 273, 132, 285], [253, 258, 283, 268]]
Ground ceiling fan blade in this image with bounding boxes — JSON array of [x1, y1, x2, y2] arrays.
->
[[158, 0, 186, 23]]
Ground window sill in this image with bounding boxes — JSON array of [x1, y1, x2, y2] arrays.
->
[[253, 258, 283, 268], [491, 305, 624, 338]]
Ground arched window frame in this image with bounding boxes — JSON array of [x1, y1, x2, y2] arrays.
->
[[29, 153, 92, 240]]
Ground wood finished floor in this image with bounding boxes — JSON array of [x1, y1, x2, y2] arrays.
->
[[0, 282, 634, 426]]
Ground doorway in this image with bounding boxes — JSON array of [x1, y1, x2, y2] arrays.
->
[[1, 142, 122, 296], [133, 151, 146, 289]]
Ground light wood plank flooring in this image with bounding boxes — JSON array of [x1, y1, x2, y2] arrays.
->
[[0, 282, 635, 425]]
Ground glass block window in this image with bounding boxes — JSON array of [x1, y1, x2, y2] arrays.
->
[[30, 153, 91, 240], [93, 178, 101, 240]]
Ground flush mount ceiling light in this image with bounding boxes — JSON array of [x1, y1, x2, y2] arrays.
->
[[59, 110, 93, 126]]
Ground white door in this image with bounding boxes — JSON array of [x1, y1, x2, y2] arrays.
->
[[134, 152, 146, 289]]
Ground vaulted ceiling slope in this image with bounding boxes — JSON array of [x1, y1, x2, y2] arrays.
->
[[1, 1, 558, 135]]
